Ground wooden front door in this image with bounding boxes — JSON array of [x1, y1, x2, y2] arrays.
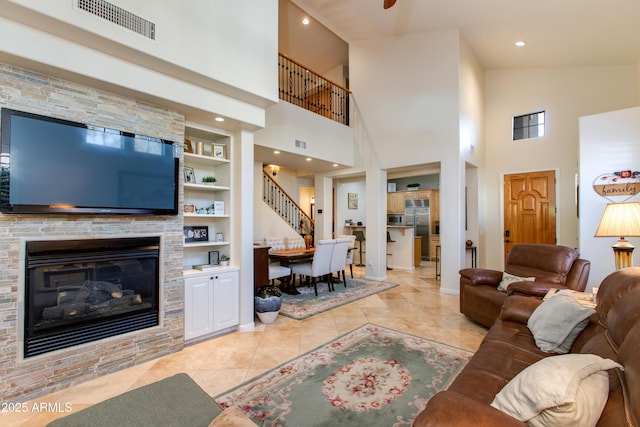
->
[[503, 170, 556, 262]]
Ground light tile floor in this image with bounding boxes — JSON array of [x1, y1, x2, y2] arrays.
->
[[5, 264, 487, 427]]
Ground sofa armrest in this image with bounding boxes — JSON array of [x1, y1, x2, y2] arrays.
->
[[412, 391, 525, 427], [499, 295, 543, 324], [507, 281, 567, 297], [459, 268, 503, 286]]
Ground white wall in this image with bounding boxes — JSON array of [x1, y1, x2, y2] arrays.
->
[[349, 29, 469, 290], [579, 107, 640, 287], [0, 0, 277, 127], [484, 66, 637, 270], [255, 101, 355, 167], [253, 163, 313, 242], [335, 178, 367, 236]]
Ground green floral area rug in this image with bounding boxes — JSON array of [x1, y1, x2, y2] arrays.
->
[[215, 324, 472, 427], [278, 278, 398, 320]]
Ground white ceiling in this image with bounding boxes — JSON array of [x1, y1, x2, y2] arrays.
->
[[259, 0, 640, 174], [290, 0, 640, 70]]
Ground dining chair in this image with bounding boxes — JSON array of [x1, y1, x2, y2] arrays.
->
[[291, 239, 335, 296], [338, 234, 356, 278], [330, 238, 351, 290]]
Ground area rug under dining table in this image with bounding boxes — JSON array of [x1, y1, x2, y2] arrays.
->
[[277, 277, 398, 320], [215, 324, 472, 427]]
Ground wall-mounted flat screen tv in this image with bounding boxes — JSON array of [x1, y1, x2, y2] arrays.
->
[[0, 108, 179, 215]]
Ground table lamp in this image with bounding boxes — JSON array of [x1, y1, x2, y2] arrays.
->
[[594, 202, 640, 269]]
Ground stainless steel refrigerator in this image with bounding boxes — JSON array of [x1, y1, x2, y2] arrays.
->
[[405, 199, 430, 260]]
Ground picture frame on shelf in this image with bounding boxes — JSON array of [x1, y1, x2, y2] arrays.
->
[[184, 139, 194, 153], [214, 201, 224, 215], [184, 225, 208, 243], [183, 203, 196, 214], [208, 250, 220, 265], [212, 144, 225, 159], [183, 166, 195, 183]]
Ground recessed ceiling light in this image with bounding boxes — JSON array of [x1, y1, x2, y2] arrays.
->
[[302, 17, 310, 25], [515, 41, 526, 47], [274, 150, 280, 154], [306, 157, 312, 161], [215, 117, 224, 122], [333, 164, 338, 167]]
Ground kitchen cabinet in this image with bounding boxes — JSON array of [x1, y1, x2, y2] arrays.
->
[[184, 268, 239, 341], [414, 236, 422, 267], [387, 192, 405, 213], [183, 123, 232, 271]]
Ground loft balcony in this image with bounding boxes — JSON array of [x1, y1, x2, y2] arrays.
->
[[278, 53, 350, 126]]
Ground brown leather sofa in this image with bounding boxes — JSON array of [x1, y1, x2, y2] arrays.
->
[[460, 243, 591, 328], [413, 267, 640, 427]]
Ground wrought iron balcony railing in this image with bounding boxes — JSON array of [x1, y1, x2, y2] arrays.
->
[[278, 53, 350, 126]]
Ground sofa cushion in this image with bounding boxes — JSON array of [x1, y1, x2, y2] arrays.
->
[[498, 272, 535, 292], [527, 290, 595, 353], [490, 354, 622, 426], [286, 236, 306, 250], [264, 237, 285, 252]]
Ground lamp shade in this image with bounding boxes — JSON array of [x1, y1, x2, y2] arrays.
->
[[594, 202, 640, 238]]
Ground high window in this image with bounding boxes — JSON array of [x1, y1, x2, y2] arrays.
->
[[513, 111, 545, 140]]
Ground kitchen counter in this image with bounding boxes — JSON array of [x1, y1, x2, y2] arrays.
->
[[387, 226, 415, 270]]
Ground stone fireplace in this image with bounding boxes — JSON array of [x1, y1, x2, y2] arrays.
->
[[0, 62, 185, 401], [24, 237, 160, 358]]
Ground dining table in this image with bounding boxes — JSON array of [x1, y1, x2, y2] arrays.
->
[[268, 248, 315, 294]]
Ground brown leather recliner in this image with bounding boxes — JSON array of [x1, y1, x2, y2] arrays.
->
[[460, 243, 590, 328]]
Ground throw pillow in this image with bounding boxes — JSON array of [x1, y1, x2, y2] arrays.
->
[[527, 290, 595, 353], [209, 406, 257, 427], [498, 272, 535, 292], [490, 354, 621, 426]]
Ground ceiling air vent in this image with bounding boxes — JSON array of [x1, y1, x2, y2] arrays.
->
[[295, 139, 307, 149], [77, 0, 156, 40]]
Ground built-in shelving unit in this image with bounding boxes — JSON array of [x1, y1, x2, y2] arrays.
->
[[182, 123, 232, 272]]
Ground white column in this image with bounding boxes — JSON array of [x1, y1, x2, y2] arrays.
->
[[234, 129, 256, 331], [364, 168, 388, 280]]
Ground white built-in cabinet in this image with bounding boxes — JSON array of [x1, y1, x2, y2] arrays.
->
[[184, 268, 240, 342], [182, 122, 239, 342]]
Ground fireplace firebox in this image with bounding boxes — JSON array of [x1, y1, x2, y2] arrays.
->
[[24, 237, 160, 358]]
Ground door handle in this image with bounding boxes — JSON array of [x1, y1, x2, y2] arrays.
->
[[505, 240, 511, 243]]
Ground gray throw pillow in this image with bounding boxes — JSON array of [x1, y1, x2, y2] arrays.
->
[[527, 290, 595, 353]]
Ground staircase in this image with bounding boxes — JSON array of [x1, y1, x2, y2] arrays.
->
[[262, 171, 314, 238]]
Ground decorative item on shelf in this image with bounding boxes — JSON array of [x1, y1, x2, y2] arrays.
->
[[216, 232, 224, 242], [201, 176, 216, 185], [183, 166, 195, 183], [184, 226, 208, 243], [254, 285, 282, 324], [220, 254, 229, 266], [184, 139, 194, 153], [183, 203, 195, 214], [214, 201, 224, 215], [209, 250, 220, 265], [212, 144, 225, 159], [594, 201, 640, 269], [195, 141, 204, 155], [466, 240, 473, 247], [406, 183, 421, 188]]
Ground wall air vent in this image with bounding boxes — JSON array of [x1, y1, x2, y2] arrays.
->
[[77, 0, 156, 40], [295, 139, 307, 149]]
